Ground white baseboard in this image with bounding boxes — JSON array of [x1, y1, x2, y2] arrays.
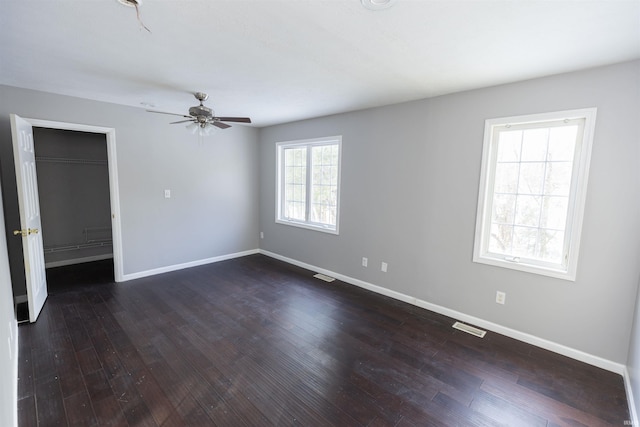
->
[[11, 318, 17, 427], [259, 249, 625, 375], [45, 254, 113, 269], [624, 367, 639, 426], [121, 249, 259, 282]]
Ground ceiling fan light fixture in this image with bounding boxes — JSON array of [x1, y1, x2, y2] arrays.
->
[[186, 122, 199, 134], [360, 0, 395, 11], [202, 125, 215, 136], [147, 92, 251, 135]]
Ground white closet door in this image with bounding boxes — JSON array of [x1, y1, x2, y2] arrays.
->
[[10, 114, 48, 322]]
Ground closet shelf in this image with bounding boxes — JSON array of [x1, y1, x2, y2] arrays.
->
[[44, 241, 112, 254]]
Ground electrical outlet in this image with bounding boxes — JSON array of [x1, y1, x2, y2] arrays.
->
[[362, 257, 368, 267], [381, 262, 388, 272], [260, 232, 264, 239], [164, 189, 171, 198], [496, 291, 506, 305]]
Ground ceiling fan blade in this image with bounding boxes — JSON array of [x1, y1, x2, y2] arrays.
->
[[215, 117, 252, 123], [212, 121, 231, 129], [147, 110, 192, 119], [169, 119, 195, 124]]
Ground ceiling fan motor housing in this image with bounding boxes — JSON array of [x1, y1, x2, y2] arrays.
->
[[189, 105, 213, 118], [146, 91, 249, 130]]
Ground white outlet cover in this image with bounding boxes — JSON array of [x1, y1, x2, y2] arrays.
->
[[496, 291, 506, 304], [381, 262, 388, 272], [164, 189, 171, 198]]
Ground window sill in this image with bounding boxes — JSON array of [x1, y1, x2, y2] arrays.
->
[[276, 218, 338, 235], [473, 254, 575, 281]]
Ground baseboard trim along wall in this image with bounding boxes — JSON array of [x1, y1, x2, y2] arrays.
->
[[623, 367, 640, 427], [259, 249, 625, 375], [45, 254, 114, 269], [121, 249, 259, 282], [10, 317, 18, 427]]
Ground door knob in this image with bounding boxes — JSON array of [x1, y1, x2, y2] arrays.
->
[[13, 228, 38, 236]]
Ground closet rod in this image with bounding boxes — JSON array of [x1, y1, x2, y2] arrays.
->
[[35, 156, 108, 166], [44, 241, 112, 254]]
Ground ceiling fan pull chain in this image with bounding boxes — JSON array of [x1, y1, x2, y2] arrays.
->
[[133, 2, 151, 33]]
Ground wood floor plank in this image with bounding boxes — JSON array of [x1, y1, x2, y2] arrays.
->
[[481, 377, 619, 427], [91, 394, 130, 427], [470, 388, 548, 426], [108, 370, 159, 427], [17, 327, 35, 401], [34, 378, 67, 426], [55, 346, 86, 399], [17, 395, 37, 427], [18, 256, 630, 426], [64, 389, 98, 427]]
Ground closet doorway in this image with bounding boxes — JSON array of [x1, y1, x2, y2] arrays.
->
[[10, 116, 122, 322], [34, 127, 113, 292], [19, 117, 122, 284]]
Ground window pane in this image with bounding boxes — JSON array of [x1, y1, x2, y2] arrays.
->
[[496, 130, 522, 162], [543, 162, 573, 196], [512, 226, 538, 258], [521, 128, 549, 161], [285, 201, 305, 221], [484, 119, 582, 264], [491, 194, 516, 225], [514, 195, 541, 227], [310, 144, 338, 226], [494, 163, 519, 194], [283, 148, 306, 221], [548, 126, 577, 161], [540, 196, 568, 230], [537, 229, 564, 262], [489, 223, 513, 254], [517, 162, 545, 195]]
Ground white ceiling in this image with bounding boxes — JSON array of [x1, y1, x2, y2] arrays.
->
[[1, 0, 639, 127]]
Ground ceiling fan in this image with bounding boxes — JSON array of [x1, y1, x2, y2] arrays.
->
[[147, 92, 251, 131]]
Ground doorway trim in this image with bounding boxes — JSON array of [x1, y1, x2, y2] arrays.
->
[[24, 118, 124, 282]]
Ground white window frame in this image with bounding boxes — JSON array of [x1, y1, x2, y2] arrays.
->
[[473, 108, 597, 281], [276, 136, 342, 234]]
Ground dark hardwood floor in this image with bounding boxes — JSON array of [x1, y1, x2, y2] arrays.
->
[[18, 255, 629, 426]]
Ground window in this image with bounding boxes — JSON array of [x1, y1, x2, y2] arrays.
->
[[473, 109, 596, 280], [276, 136, 342, 234]]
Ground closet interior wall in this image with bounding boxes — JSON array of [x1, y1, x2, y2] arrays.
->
[[32, 127, 112, 268]]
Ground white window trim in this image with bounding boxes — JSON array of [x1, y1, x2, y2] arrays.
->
[[275, 135, 342, 235], [473, 108, 597, 281]]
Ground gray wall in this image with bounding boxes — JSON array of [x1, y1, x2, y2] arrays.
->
[[258, 60, 640, 364], [33, 127, 112, 266], [0, 84, 259, 294], [0, 178, 17, 427]]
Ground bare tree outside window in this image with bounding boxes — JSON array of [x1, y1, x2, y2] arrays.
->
[[474, 109, 596, 280]]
